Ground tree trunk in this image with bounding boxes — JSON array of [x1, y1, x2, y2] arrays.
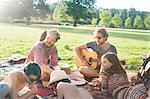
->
[[26, 14, 31, 25], [73, 18, 78, 27], [73, 21, 77, 27], [8, 17, 13, 23]]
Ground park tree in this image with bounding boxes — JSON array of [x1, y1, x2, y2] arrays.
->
[[91, 18, 97, 25], [99, 11, 111, 27], [0, 0, 33, 24], [109, 8, 119, 17], [144, 16, 150, 29], [111, 14, 122, 28], [66, 0, 96, 26], [133, 15, 143, 29], [140, 11, 150, 20], [53, 1, 72, 22], [21, 0, 50, 24], [124, 17, 132, 28], [0, 0, 16, 22], [136, 11, 143, 19], [0, 0, 51, 24], [0, 0, 23, 22], [49, 3, 58, 20], [120, 9, 127, 26], [22, 0, 34, 25], [94, 7, 102, 25], [34, 0, 50, 19], [128, 8, 137, 25]]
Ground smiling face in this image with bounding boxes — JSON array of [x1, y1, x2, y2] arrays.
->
[[94, 32, 107, 45], [101, 53, 126, 75], [44, 34, 57, 47], [101, 57, 112, 70]]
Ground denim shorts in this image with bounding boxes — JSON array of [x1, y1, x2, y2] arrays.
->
[[0, 83, 9, 99]]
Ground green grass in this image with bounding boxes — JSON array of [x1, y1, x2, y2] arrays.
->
[[0, 23, 150, 71]]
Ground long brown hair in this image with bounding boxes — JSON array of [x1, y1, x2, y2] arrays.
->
[[103, 53, 126, 75]]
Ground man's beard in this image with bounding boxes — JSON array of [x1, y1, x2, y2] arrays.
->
[[45, 43, 53, 48]]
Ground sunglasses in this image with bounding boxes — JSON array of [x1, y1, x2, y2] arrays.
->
[[94, 36, 104, 39]]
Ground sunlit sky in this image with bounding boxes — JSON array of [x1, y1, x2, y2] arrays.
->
[[46, 0, 150, 12]]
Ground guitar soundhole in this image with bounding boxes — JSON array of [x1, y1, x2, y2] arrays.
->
[[89, 57, 92, 62], [88, 57, 93, 65]]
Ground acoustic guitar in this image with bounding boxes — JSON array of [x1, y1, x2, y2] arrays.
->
[[75, 49, 99, 69]]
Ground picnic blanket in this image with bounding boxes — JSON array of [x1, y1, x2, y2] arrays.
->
[[0, 56, 138, 99], [36, 71, 135, 99], [0, 67, 137, 99], [0, 55, 26, 73]]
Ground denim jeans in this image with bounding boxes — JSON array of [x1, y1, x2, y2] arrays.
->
[[0, 83, 9, 99]]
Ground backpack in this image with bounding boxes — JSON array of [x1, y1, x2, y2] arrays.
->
[[138, 56, 150, 89], [138, 57, 150, 79]]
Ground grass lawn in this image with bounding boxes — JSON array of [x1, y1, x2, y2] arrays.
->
[[0, 23, 150, 71]]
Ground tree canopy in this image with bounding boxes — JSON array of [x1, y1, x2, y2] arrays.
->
[[66, 0, 96, 26], [0, 0, 149, 29]]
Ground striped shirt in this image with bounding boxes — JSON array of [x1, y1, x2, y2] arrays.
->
[[100, 71, 148, 99]]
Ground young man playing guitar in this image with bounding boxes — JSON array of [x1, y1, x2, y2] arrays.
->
[[75, 28, 117, 81]]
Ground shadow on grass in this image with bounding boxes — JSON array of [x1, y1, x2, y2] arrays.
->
[[12, 24, 150, 41]]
